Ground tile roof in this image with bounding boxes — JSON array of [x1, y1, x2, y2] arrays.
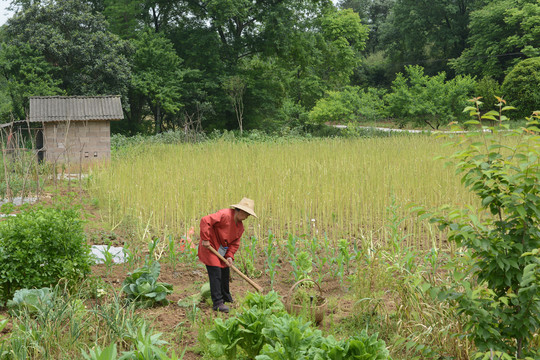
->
[[29, 96, 123, 122]]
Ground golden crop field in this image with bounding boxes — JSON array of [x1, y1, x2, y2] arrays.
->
[[89, 135, 478, 249]]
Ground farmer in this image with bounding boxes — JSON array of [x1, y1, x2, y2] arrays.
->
[[198, 197, 257, 313]]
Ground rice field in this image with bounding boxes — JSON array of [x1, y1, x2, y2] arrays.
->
[[89, 135, 478, 249]]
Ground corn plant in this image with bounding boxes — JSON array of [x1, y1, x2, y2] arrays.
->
[[264, 232, 280, 288], [165, 234, 181, 268], [285, 234, 297, 260], [313, 253, 328, 287], [308, 236, 318, 259], [308, 235, 330, 286], [179, 226, 197, 264], [100, 244, 116, 275], [290, 251, 313, 282], [237, 235, 260, 278], [186, 303, 200, 326], [121, 244, 136, 271], [336, 239, 352, 286]]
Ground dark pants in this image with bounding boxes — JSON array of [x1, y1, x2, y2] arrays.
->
[[206, 265, 233, 307]]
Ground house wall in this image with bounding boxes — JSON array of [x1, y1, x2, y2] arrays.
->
[[42, 120, 111, 163]]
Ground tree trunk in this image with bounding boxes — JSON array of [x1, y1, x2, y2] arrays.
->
[[155, 103, 161, 134]]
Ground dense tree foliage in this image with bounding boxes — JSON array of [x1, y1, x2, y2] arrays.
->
[[450, 0, 540, 81], [2, 1, 131, 102], [0, 0, 537, 129], [129, 29, 185, 133], [382, 0, 482, 76], [502, 57, 540, 119], [0, 43, 63, 119]]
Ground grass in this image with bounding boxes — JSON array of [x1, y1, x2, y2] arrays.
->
[[89, 135, 478, 251]]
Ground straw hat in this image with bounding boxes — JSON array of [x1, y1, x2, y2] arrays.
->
[[231, 197, 257, 218]]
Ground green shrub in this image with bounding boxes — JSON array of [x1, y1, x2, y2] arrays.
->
[[308, 86, 386, 124], [0, 206, 92, 302], [419, 102, 540, 358], [502, 57, 540, 119], [275, 98, 310, 130], [385, 65, 476, 129], [474, 76, 501, 110], [243, 290, 285, 312]]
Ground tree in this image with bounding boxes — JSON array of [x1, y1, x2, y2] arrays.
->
[[130, 29, 185, 134], [338, 0, 394, 53], [6, 0, 40, 12], [168, 0, 368, 130], [381, 0, 483, 76], [474, 76, 501, 112], [320, 9, 369, 87], [94, 0, 179, 35], [223, 76, 246, 134], [103, 0, 142, 39], [0, 42, 63, 121], [502, 57, 540, 119], [385, 65, 476, 129], [3, 0, 132, 99], [273, 8, 368, 111], [450, 0, 540, 81]]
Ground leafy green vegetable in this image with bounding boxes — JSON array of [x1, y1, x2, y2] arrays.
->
[[206, 291, 391, 359], [206, 318, 241, 360], [236, 307, 274, 358], [7, 287, 54, 314], [82, 343, 118, 360], [258, 314, 323, 359], [242, 290, 285, 312], [122, 261, 173, 308], [119, 322, 169, 359], [177, 282, 211, 308]]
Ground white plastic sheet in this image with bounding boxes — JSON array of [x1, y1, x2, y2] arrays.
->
[[90, 245, 128, 264]]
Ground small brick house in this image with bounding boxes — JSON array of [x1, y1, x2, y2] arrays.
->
[[28, 96, 123, 163]]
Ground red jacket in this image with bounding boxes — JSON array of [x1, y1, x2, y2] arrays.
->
[[198, 208, 244, 268]]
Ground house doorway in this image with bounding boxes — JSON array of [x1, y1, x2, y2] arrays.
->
[[36, 129, 44, 163]]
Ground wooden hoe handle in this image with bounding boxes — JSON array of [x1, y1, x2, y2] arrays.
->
[[207, 245, 264, 293]]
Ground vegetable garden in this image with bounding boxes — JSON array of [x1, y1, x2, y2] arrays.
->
[[0, 105, 539, 359]]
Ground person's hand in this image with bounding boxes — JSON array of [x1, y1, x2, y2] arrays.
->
[[226, 257, 233, 267], [202, 240, 210, 248]]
